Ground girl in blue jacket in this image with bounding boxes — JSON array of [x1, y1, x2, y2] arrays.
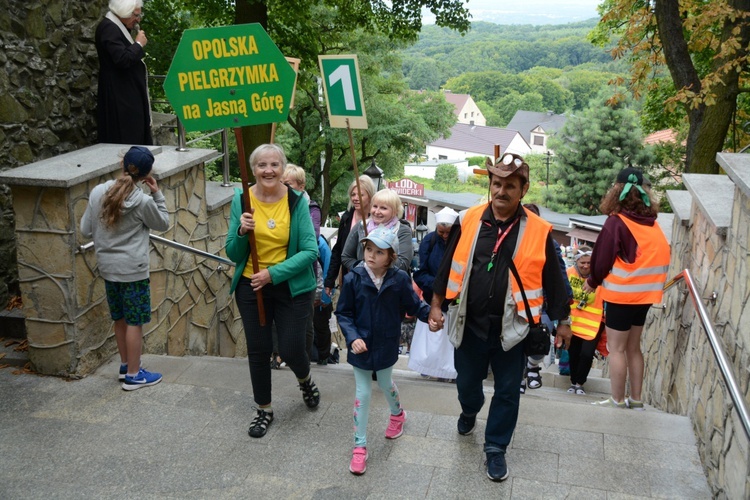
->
[[335, 225, 432, 475]]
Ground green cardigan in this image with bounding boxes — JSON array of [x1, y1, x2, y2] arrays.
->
[[226, 186, 318, 296]]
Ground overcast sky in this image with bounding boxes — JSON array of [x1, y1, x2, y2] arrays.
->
[[424, 0, 602, 25]]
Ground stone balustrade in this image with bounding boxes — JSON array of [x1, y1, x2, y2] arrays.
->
[[0, 144, 245, 376], [644, 153, 750, 499]]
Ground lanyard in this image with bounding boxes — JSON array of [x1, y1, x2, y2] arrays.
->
[[487, 218, 519, 272]]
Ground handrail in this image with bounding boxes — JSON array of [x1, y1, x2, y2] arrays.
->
[[664, 269, 750, 441], [78, 235, 234, 268], [149, 74, 232, 185]]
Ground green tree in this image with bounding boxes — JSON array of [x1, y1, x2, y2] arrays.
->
[[593, 0, 750, 174], [149, 0, 467, 218], [278, 25, 457, 218], [466, 156, 486, 167], [433, 164, 459, 191], [474, 100, 504, 127], [546, 92, 655, 215], [405, 58, 446, 90], [556, 69, 616, 110], [143, 0, 191, 104], [495, 91, 544, 126]]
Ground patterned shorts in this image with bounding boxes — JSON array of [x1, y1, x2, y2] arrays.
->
[[105, 279, 151, 326]]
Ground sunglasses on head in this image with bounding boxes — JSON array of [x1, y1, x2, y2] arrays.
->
[[501, 154, 524, 168]]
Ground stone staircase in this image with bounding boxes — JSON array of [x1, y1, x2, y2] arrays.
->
[[0, 305, 28, 368]]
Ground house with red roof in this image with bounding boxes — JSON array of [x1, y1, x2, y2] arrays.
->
[[443, 91, 486, 126]]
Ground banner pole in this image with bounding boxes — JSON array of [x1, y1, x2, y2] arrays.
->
[[233, 127, 266, 326]]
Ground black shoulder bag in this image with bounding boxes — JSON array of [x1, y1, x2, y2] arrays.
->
[[508, 259, 551, 356]]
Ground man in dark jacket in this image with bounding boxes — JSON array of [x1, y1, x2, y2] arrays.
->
[[95, 0, 152, 145], [429, 154, 572, 482]]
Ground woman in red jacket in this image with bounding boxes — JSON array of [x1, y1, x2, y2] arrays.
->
[[584, 168, 670, 410]]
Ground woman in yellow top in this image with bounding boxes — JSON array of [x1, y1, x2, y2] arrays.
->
[[226, 144, 320, 438], [566, 246, 604, 396], [584, 168, 670, 409]]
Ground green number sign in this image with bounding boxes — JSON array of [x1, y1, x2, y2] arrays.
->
[[163, 24, 297, 132], [318, 55, 368, 129]]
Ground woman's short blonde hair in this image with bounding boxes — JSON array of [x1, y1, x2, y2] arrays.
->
[[371, 188, 404, 219], [346, 175, 376, 211], [283, 164, 306, 188]]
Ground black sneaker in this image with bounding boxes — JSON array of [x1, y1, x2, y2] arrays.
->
[[457, 412, 476, 435], [299, 379, 320, 408], [486, 452, 509, 482], [248, 408, 274, 438]]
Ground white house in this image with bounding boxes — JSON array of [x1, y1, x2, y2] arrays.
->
[[506, 110, 568, 153], [443, 92, 486, 126], [426, 123, 531, 161], [404, 159, 472, 182]]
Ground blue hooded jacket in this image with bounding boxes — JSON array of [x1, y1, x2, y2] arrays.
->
[[336, 265, 430, 371]]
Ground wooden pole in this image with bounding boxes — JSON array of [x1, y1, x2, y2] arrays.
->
[[345, 119, 369, 236], [494, 144, 501, 164], [233, 127, 266, 326]]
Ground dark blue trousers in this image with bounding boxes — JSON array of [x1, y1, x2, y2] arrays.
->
[[454, 326, 526, 453]]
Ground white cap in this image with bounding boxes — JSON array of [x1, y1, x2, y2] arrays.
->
[[435, 207, 459, 225]]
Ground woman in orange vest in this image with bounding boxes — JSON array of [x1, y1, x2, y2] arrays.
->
[[566, 246, 604, 396], [584, 168, 670, 409]]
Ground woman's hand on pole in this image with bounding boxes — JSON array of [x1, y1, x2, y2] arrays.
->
[[239, 209, 255, 236], [250, 269, 271, 291]]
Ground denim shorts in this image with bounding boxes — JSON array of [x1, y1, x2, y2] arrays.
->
[[105, 279, 151, 326]]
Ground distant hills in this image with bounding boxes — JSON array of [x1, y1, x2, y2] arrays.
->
[[422, 0, 601, 26]]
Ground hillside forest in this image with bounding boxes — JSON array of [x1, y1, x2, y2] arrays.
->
[[401, 20, 625, 127], [143, 1, 748, 217]]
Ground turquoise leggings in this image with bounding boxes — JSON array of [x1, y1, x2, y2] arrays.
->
[[352, 366, 401, 447]]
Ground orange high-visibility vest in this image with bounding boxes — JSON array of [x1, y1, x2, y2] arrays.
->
[[567, 266, 604, 340], [446, 205, 551, 324], [599, 214, 670, 305]]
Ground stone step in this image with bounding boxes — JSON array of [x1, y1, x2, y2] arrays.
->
[[0, 307, 26, 339], [386, 351, 613, 395], [13, 353, 705, 499], [0, 337, 29, 368]]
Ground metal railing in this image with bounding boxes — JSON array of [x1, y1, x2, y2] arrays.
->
[[150, 75, 233, 187], [78, 235, 234, 269], [663, 269, 750, 441]]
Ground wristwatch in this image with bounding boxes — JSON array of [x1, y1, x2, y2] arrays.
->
[[558, 317, 572, 326]]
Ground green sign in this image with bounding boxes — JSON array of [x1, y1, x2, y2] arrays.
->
[[318, 55, 368, 129], [163, 24, 297, 132]]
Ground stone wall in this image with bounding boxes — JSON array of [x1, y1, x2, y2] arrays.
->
[[0, 144, 244, 377], [643, 155, 750, 499], [0, 1, 108, 308]]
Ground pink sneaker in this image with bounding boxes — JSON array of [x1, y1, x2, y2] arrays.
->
[[385, 410, 407, 439], [349, 447, 368, 475]]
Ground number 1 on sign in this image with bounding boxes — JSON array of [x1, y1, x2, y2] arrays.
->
[[319, 54, 367, 129], [328, 65, 355, 111]]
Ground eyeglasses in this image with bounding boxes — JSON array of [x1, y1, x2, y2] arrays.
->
[[501, 154, 524, 168], [131, 12, 143, 20]]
